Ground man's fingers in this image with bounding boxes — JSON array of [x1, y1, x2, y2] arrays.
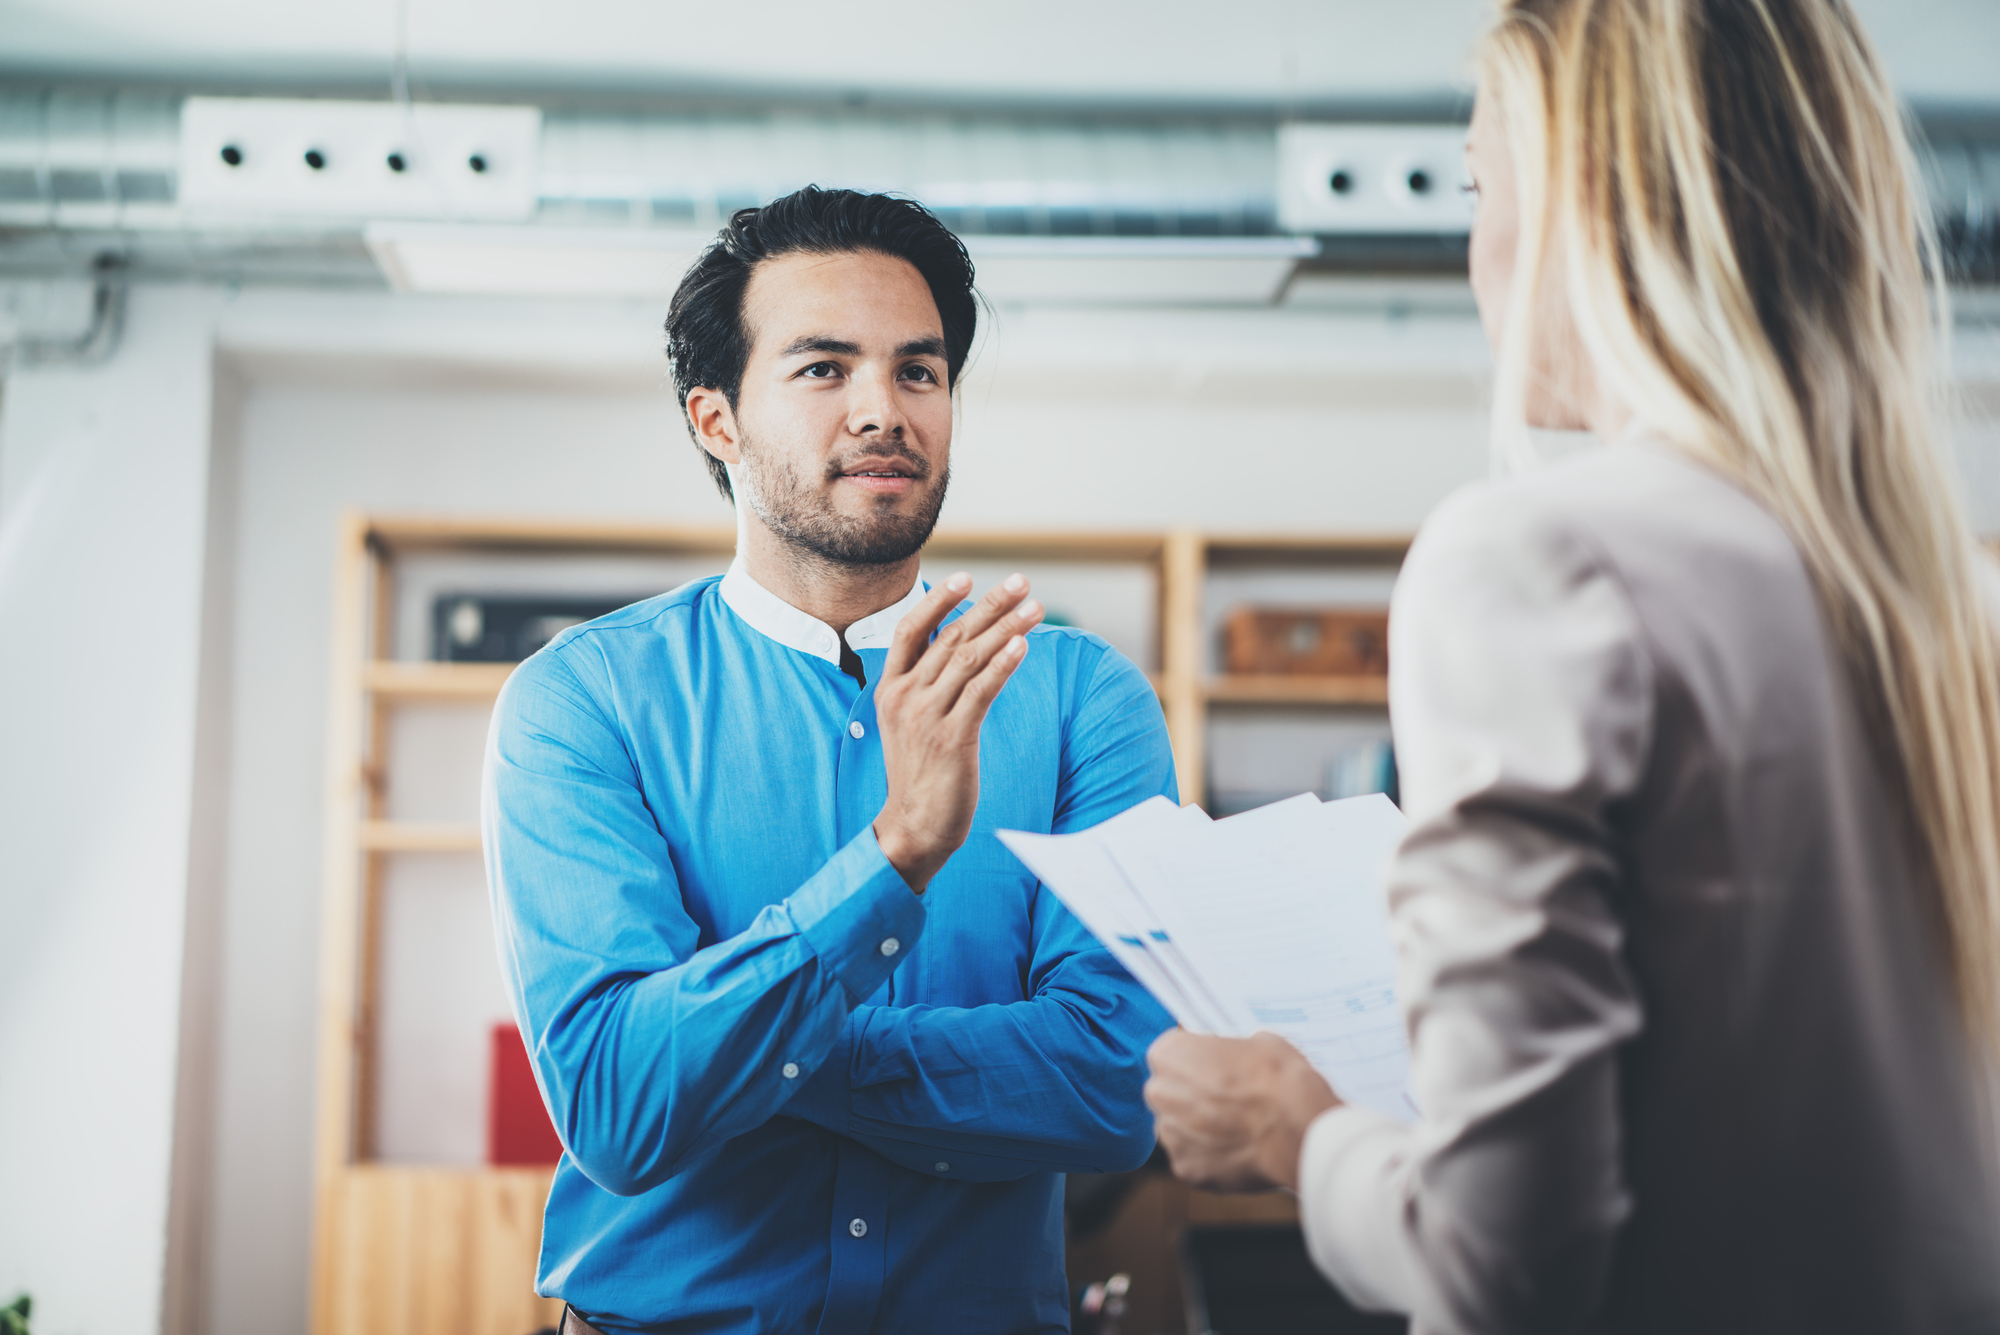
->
[[944, 631, 1029, 724], [932, 597, 1043, 705], [914, 574, 1032, 685], [884, 572, 971, 678]]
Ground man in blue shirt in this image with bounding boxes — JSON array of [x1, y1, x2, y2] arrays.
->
[[484, 187, 1175, 1334]]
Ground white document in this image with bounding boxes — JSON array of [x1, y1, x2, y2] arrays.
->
[[999, 792, 1418, 1123], [1001, 797, 1240, 1034], [1001, 798, 1224, 1032]]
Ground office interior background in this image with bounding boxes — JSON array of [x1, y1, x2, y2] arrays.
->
[[0, 1, 1995, 1332]]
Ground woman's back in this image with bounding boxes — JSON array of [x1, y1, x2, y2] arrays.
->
[[1302, 436, 2000, 1334], [1147, 7, 2000, 1330]]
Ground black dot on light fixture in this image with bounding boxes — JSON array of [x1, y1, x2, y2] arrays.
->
[[304, 148, 327, 170], [386, 151, 407, 173], [1329, 169, 1353, 195], [219, 144, 243, 167], [1407, 169, 1432, 195], [467, 153, 489, 174]]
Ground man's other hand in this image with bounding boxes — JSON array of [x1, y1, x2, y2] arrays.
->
[[872, 571, 1042, 893], [1145, 1030, 1342, 1193]]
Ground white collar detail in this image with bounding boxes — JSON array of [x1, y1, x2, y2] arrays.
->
[[718, 558, 930, 668]]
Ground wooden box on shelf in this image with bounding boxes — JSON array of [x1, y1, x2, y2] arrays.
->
[[1198, 535, 1409, 715], [1220, 606, 1389, 677]]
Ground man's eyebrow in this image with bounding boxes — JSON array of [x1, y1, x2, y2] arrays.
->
[[897, 336, 948, 359], [777, 335, 862, 358]]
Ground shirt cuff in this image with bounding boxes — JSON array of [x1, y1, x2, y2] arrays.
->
[[788, 826, 927, 1004], [783, 1016, 852, 1132], [1298, 1104, 1419, 1316]]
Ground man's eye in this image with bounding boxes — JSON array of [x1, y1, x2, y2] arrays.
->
[[901, 364, 938, 383], [801, 362, 840, 379]]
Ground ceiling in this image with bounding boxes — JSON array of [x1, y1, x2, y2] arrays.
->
[[2, 0, 1994, 114]]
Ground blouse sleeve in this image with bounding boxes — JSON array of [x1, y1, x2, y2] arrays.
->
[[1298, 483, 1655, 1335]]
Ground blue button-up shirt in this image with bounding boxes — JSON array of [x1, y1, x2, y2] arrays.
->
[[483, 561, 1176, 1334]]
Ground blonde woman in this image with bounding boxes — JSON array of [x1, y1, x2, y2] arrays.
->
[[1145, 1, 2000, 1331]]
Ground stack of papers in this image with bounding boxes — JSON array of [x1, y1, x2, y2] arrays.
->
[[999, 793, 1417, 1122]]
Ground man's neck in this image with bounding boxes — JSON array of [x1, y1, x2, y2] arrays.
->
[[735, 512, 922, 639]]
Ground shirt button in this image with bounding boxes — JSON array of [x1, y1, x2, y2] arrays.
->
[[935, 1162, 950, 1173], [879, 937, 900, 957], [849, 1217, 868, 1239], [848, 720, 866, 739], [782, 1062, 800, 1080]]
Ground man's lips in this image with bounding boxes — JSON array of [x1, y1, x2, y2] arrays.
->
[[836, 459, 923, 494]]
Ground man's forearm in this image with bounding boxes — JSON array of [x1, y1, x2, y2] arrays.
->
[[778, 954, 1166, 1177], [517, 829, 924, 1195]]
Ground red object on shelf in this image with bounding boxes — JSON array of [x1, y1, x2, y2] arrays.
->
[[489, 1021, 564, 1165]]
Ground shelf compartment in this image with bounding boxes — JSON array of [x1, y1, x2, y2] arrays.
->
[[361, 821, 483, 854], [1205, 674, 1390, 706]]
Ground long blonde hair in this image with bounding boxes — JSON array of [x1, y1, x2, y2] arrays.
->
[[1479, 0, 2000, 1045]]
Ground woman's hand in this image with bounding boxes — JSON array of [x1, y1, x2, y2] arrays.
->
[[1144, 1030, 1342, 1193]]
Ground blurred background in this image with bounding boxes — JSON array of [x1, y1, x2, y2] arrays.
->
[[0, 2, 1995, 1334]]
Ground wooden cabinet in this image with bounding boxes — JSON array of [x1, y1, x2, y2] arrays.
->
[[311, 514, 1409, 1333]]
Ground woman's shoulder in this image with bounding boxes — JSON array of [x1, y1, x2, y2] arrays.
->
[[1401, 437, 1830, 711], [1411, 437, 1800, 597]]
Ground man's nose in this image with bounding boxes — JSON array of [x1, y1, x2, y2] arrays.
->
[[847, 366, 907, 438]]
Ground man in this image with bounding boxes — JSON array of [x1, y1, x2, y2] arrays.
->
[[484, 187, 1174, 1335]]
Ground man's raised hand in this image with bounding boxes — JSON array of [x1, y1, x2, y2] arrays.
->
[[871, 571, 1042, 892]]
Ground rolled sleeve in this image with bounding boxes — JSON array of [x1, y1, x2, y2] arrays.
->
[[1299, 1106, 1422, 1313]]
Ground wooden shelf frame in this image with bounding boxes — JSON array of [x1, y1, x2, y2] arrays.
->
[[363, 661, 517, 701], [310, 513, 1412, 1335], [1205, 674, 1392, 706]]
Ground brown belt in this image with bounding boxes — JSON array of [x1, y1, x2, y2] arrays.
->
[[559, 1306, 608, 1335]]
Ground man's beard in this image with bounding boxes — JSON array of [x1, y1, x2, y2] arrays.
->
[[735, 431, 949, 568]]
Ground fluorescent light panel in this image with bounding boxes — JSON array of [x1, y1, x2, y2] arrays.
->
[[365, 224, 1318, 305]]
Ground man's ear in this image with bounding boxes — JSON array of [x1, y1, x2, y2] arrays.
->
[[685, 386, 742, 466]]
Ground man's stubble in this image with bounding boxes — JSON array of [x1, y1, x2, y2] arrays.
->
[[734, 428, 950, 570]]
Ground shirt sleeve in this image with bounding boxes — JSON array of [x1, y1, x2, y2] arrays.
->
[[783, 641, 1177, 1180], [484, 644, 926, 1198], [1297, 485, 1653, 1335]]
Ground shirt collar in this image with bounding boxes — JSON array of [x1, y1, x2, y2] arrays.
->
[[718, 557, 930, 668]]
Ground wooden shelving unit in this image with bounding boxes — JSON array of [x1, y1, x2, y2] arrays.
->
[[311, 514, 1408, 1335]]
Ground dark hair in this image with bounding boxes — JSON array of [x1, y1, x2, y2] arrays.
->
[[665, 186, 978, 501]]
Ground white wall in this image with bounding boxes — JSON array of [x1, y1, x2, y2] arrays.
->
[[1, 279, 1995, 1335], [200, 301, 709, 1335], [0, 287, 228, 1335]]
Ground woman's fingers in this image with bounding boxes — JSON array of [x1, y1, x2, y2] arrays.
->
[[884, 572, 972, 678]]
